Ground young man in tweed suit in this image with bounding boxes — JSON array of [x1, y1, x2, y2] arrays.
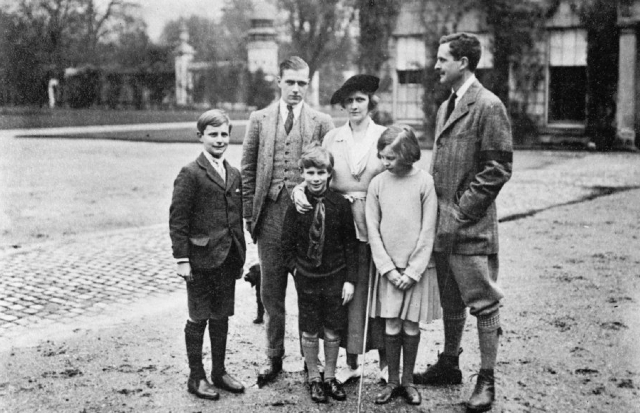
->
[[413, 33, 513, 413], [241, 56, 335, 386]]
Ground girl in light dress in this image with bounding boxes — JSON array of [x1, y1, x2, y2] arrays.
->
[[365, 125, 441, 406]]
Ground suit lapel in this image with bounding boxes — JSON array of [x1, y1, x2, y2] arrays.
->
[[262, 103, 280, 172], [196, 153, 225, 189], [435, 80, 482, 141], [224, 160, 238, 191], [300, 104, 317, 145]]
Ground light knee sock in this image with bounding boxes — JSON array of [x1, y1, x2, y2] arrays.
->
[[323, 337, 341, 381], [301, 336, 321, 382], [478, 311, 501, 370]]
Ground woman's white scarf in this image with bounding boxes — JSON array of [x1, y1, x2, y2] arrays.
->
[[334, 118, 383, 181]]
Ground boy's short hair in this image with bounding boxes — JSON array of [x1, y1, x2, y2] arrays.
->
[[439, 32, 482, 72], [196, 109, 232, 134], [298, 142, 334, 174], [377, 125, 421, 165], [279, 56, 309, 77]]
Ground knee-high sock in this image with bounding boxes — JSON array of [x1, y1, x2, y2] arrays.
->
[[323, 337, 341, 380], [185, 320, 208, 379], [384, 332, 402, 387], [443, 310, 466, 357], [401, 331, 420, 386], [209, 317, 229, 378], [478, 311, 501, 370], [301, 336, 321, 382]]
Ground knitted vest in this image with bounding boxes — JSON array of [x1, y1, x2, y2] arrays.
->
[[268, 113, 304, 200]]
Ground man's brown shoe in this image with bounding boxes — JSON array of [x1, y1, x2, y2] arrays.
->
[[404, 385, 422, 405], [257, 356, 282, 387], [187, 377, 220, 400], [466, 369, 495, 412], [374, 384, 401, 404], [212, 373, 245, 393], [413, 349, 463, 385]]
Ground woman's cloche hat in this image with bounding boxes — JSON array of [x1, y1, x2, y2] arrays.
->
[[330, 74, 380, 105]]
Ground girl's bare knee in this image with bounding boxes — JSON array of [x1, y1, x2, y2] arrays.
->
[[402, 320, 419, 335], [385, 318, 402, 335]]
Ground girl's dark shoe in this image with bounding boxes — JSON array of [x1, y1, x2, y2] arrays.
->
[[324, 378, 346, 401], [404, 385, 421, 405], [309, 379, 327, 403], [374, 384, 401, 404]]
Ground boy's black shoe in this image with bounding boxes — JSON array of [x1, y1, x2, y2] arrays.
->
[[212, 373, 245, 393], [324, 378, 346, 401], [257, 356, 282, 387], [309, 379, 327, 403], [413, 349, 463, 385], [466, 369, 495, 412], [187, 377, 220, 400]]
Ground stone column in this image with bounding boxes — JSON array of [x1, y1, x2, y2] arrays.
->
[[174, 26, 195, 106], [616, 25, 638, 149]]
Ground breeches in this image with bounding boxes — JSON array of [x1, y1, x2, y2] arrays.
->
[[433, 252, 503, 317]]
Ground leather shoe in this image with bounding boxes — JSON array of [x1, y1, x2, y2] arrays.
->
[[257, 357, 282, 387], [466, 369, 495, 412], [324, 378, 346, 401], [374, 384, 400, 404], [309, 379, 327, 403], [212, 373, 245, 393], [187, 377, 220, 400], [413, 349, 463, 385], [404, 385, 421, 405]]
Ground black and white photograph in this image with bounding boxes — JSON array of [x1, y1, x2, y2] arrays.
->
[[1, 0, 638, 412]]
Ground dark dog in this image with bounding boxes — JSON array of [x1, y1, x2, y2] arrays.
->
[[243, 264, 264, 324]]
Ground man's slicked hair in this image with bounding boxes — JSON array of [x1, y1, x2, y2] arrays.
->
[[279, 56, 309, 77]]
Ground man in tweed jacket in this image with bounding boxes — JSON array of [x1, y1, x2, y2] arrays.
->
[[241, 56, 334, 385], [414, 33, 512, 413]]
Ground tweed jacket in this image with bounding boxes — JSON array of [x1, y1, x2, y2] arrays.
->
[[430, 80, 513, 255], [241, 102, 334, 239], [169, 153, 246, 270]]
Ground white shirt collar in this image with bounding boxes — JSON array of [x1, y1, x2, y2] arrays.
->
[[453, 74, 476, 106], [202, 150, 224, 168], [279, 99, 304, 123]]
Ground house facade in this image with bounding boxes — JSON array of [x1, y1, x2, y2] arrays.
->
[[379, 0, 640, 149]]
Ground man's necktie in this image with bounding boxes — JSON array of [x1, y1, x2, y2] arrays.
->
[[284, 105, 294, 135], [445, 92, 457, 122]]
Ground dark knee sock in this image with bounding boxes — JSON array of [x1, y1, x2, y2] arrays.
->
[[323, 337, 340, 381], [443, 310, 466, 357], [384, 332, 402, 387], [346, 353, 358, 370], [256, 282, 264, 318], [185, 320, 208, 379], [209, 317, 229, 378], [301, 336, 321, 382], [401, 331, 420, 386], [478, 311, 501, 371]]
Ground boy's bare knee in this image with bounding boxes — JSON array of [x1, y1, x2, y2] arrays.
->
[[324, 328, 339, 340], [302, 331, 319, 339]]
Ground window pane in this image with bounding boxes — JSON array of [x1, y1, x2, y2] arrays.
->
[[548, 66, 586, 122]]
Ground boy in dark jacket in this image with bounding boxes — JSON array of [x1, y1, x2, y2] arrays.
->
[[169, 109, 246, 401], [281, 143, 358, 403]]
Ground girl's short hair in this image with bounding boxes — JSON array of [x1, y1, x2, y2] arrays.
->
[[298, 142, 334, 174], [377, 125, 421, 165], [196, 109, 232, 134]]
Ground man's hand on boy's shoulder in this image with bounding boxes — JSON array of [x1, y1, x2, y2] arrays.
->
[[342, 282, 354, 305], [177, 262, 193, 282]]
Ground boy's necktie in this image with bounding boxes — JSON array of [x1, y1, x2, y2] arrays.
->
[[445, 92, 457, 121], [307, 196, 325, 268], [284, 105, 294, 135]]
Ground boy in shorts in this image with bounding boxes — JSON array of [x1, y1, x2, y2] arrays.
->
[[281, 143, 358, 403], [169, 109, 246, 400]]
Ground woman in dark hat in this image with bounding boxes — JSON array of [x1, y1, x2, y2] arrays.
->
[[292, 74, 388, 384]]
